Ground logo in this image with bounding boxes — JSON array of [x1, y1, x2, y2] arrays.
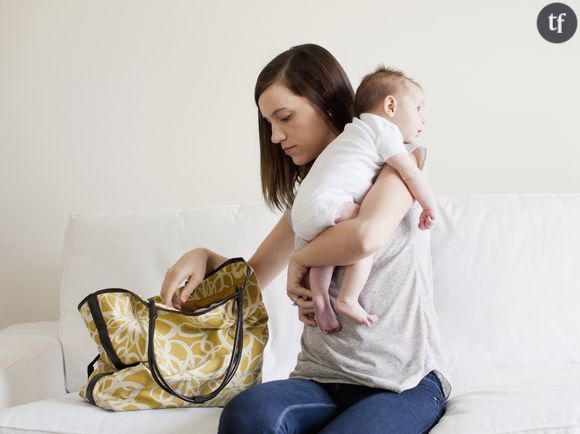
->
[[537, 3, 577, 43]]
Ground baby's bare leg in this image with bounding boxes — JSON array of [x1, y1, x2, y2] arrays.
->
[[306, 202, 362, 334], [309, 266, 342, 334], [334, 256, 378, 326]]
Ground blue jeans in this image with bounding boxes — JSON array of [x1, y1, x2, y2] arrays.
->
[[218, 370, 446, 434]]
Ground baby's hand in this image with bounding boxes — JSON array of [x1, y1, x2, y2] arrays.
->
[[334, 202, 360, 224], [418, 209, 436, 231]]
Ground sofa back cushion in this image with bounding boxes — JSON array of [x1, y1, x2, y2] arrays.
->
[[432, 194, 580, 378], [60, 195, 580, 392], [59, 203, 303, 392]]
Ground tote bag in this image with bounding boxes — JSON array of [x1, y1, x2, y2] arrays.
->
[[77, 257, 269, 411]]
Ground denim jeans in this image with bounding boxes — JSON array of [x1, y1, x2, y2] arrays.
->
[[218, 370, 446, 434]]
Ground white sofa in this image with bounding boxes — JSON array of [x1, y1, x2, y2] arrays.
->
[[1, 195, 580, 434]]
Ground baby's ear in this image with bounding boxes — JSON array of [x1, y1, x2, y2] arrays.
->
[[383, 95, 397, 117]]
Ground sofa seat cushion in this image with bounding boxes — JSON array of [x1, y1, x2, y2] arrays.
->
[[1, 366, 579, 434], [432, 365, 580, 434], [0, 393, 222, 434]]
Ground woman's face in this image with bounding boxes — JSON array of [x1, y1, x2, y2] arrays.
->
[[258, 82, 337, 166]]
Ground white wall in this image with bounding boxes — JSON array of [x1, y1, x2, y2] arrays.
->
[[1, 0, 579, 328]]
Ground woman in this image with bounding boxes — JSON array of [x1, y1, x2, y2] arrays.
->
[[160, 43, 451, 433]]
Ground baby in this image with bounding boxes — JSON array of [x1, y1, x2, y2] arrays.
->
[[291, 65, 436, 334]]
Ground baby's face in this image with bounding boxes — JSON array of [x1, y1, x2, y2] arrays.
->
[[392, 84, 427, 143]]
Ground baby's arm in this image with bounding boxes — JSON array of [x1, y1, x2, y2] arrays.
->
[[386, 153, 437, 230], [334, 202, 360, 223]]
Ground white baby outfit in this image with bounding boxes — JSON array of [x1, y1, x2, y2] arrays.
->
[[292, 112, 413, 242]]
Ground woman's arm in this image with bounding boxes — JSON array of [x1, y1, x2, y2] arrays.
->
[[291, 151, 421, 269], [248, 214, 295, 289], [161, 214, 294, 308]]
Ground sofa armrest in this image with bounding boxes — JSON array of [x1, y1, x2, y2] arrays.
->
[[0, 321, 66, 410]]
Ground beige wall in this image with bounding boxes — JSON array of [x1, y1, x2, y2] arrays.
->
[[1, 0, 579, 328]]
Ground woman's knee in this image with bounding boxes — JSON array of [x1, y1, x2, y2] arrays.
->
[[218, 379, 336, 434], [218, 383, 284, 434]]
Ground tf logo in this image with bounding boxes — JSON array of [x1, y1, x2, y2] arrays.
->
[[537, 3, 577, 43]]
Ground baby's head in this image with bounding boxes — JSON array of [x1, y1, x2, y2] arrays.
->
[[354, 65, 427, 143]]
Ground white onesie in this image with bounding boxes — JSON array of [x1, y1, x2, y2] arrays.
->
[[292, 112, 412, 241]]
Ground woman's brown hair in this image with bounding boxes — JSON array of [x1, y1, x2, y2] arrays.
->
[[254, 44, 354, 213]]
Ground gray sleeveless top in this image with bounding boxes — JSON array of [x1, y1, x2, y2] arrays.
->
[[287, 146, 452, 400]]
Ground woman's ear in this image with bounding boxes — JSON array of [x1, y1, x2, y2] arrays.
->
[[383, 95, 397, 118]]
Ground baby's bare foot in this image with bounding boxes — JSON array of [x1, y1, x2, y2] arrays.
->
[[313, 295, 342, 334], [334, 299, 379, 327]]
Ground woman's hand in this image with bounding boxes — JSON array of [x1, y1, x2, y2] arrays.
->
[[298, 305, 317, 327], [287, 252, 317, 327], [160, 248, 210, 309]]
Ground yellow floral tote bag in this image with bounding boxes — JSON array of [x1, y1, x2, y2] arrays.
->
[[77, 257, 269, 411]]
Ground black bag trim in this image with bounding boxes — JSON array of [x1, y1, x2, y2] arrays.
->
[[201, 256, 245, 279], [86, 371, 114, 406], [146, 263, 250, 404], [78, 288, 134, 311], [87, 354, 100, 378], [77, 257, 247, 315], [87, 295, 127, 371]]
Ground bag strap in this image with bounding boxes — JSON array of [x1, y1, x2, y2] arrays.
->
[[146, 264, 250, 404], [87, 354, 101, 377], [87, 294, 131, 371], [86, 371, 114, 406]]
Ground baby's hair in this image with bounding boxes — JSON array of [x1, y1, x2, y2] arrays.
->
[[353, 65, 422, 118]]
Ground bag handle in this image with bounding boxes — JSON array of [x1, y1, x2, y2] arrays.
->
[[146, 263, 250, 404]]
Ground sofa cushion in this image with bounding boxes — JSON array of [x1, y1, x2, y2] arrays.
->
[[432, 194, 580, 379], [431, 365, 580, 434], [0, 322, 66, 410], [59, 202, 295, 392], [0, 393, 221, 434], [1, 367, 578, 434]]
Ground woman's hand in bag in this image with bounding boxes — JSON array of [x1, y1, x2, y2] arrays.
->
[[160, 248, 227, 310]]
